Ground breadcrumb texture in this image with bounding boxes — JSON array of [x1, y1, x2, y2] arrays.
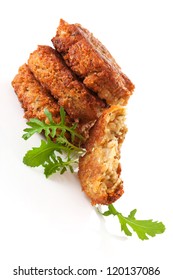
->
[[11, 64, 61, 123], [52, 19, 134, 106], [28, 45, 105, 123], [11, 64, 93, 143], [78, 106, 127, 205], [12, 20, 133, 206]]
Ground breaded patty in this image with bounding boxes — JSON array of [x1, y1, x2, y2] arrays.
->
[[12, 64, 94, 143], [52, 19, 134, 106], [78, 106, 127, 205], [12, 64, 61, 123], [28, 45, 105, 123]]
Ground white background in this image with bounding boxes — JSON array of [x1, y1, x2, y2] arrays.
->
[[0, 0, 173, 279]]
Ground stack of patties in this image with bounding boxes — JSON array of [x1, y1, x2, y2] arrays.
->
[[12, 19, 134, 205]]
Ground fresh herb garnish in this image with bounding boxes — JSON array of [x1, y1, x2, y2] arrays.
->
[[23, 107, 83, 141], [98, 204, 165, 240], [22, 108, 165, 240], [22, 107, 85, 177]]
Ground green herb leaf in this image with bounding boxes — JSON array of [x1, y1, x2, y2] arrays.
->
[[98, 204, 166, 240], [22, 108, 85, 176], [22, 107, 84, 141], [43, 155, 78, 178], [23, 138, 63, 167]]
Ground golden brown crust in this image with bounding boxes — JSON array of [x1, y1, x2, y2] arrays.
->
[[11, 64, 61, 123], [12, 21, 131, 206], [52, 19, 134, 106], [28, 45, 105, 123], [78, 106, 127, 205], [11, 64, 94, 144]]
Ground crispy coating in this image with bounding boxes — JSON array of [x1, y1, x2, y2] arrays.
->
[[11, 64, 61, 123], [11, 64, 94, 143], [52, 19, 134, 106], [78, 106, 127, 205], [28, 45, 105, 123], [12, 21, 132, 206]]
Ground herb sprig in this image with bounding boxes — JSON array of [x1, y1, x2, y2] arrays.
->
[[98, 204, 165, 240], [22, 108, 165, 240], [23, 107, 83, 141], [22, 107, 85, 177]]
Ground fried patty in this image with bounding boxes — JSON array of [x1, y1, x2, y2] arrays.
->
[[52, 19, 134, 106], [78, 106, 127, 205], [12, 64, 95, 143], [12, 21, 131, 206], [12, 64, 61, 123], [28, 45, 105, 123]]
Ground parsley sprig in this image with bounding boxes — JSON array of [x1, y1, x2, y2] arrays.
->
[[98, 204, 165, 240], [22, 107, 85, 177]]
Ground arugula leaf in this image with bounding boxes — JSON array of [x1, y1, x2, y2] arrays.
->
[[22, 119, 46, 140], [43, 155, 78, 178], [23, 138, 63, 167], [22, 108, 85, 177], [22, 108, 166, 241], [23, 107, 84, 141], [98, 204, 166, 240]]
